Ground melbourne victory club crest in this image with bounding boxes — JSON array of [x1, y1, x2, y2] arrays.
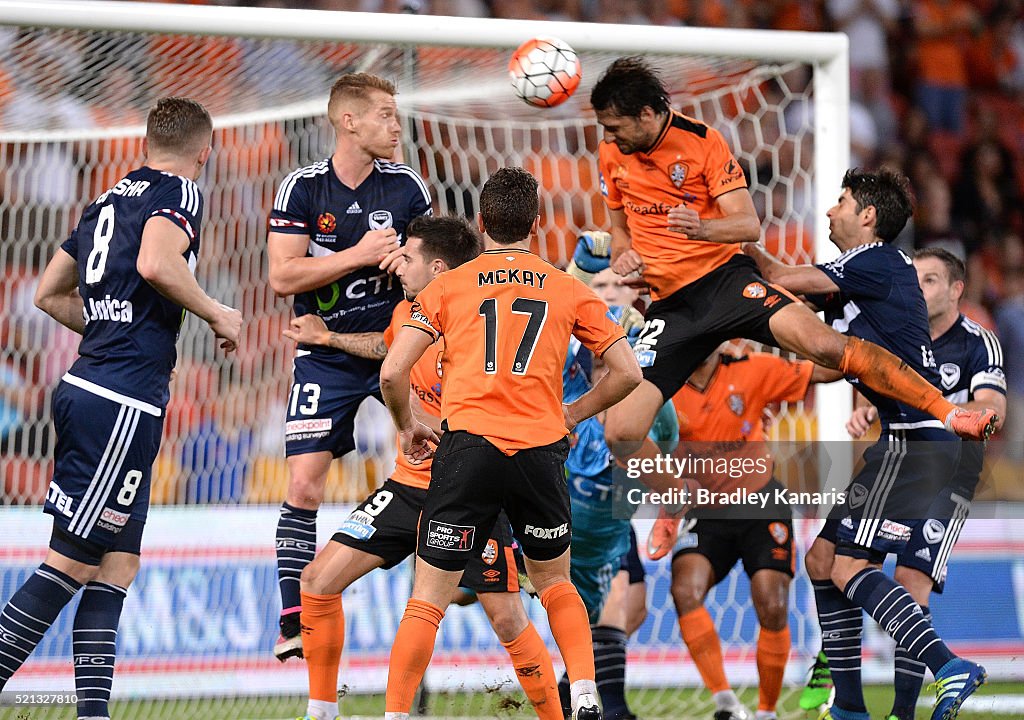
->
[[940, 362, 960, 390], [369, 209, 393, 230], [669, 162, 687, 188]]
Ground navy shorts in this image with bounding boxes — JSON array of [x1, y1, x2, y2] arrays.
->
[[285, 351, 381, 458], [46, 379, 162, 562], [822, 429, 961, 562], [898, 487, 978, 596]]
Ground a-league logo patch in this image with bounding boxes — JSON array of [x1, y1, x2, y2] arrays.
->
[[668, 162, 687, 188], [317, 212, 336, 234], [742, 282, 766, 299], [769, 521, 789, 545], [482, 539, 499, 565]]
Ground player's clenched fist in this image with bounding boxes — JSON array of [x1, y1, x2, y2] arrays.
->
[[354, 227, 400, 266], [611, 248, 645, 277], [282, 313, 330, 346], [846, 405, 878, 439], [210, 303, 242, 353]]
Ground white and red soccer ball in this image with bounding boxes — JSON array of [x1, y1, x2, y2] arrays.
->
[[508, 36, 581, 108]]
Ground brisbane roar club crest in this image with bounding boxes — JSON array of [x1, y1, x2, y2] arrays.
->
[[317, 212, 336, 234], [769, 521, 789, 545], [669, 162, 687, 188], [482, 539, 499, 565], [742, 282, 766, 299]]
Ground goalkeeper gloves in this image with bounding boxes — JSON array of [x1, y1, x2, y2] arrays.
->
[[566, 230, 612, 283]]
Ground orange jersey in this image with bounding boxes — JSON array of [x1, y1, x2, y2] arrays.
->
[[673, 353, 813, 492], [384, 300, 443, 490], [599, 111, 748, 300], [405, 248, 625, 455]]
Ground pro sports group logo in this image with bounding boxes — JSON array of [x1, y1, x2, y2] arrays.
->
[[426, 520, 475, 551]]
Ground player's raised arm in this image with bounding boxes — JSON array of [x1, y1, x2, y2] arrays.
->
[[743, 242, 841, 295], [282, 313, 388, 359], [138, 216, 241, 351], [267, 227, 399, 297], [666, 186, 760, 244], [34, 248, 85, 334]]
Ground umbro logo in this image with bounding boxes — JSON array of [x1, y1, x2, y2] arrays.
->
[[346, 201, 362, 214], [915, 547, 932, 562]]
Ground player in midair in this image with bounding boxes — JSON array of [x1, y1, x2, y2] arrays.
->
[[267, 73, 431, 660], [282, 215, 562, 720], [747, 169, 989, 720], [0, 98, 241, 720], [588, 57, 996, 520], [799, 247, 1006, 720], [380, 167, 643, 720]]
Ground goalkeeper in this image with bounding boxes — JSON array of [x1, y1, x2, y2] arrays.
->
[[559, 233, 678, 720]]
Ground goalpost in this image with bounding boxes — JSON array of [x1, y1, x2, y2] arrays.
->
[[0, 2, 851, 717]]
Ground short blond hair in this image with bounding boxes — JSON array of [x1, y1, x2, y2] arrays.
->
[[327, 73, 396, 125]]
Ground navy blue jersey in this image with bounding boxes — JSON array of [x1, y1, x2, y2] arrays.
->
[[61, 167, 203, 411], [933, 314, 1006, 404], [934, 314, 1006, 494], [269, 157, 431, 349], [812, 242, 944, 431]]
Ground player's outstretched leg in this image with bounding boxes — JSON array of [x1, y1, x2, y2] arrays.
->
[[276, 452, 332, 661], [0, 555, 87, 691], [477, 592, 562, 720], [768, 305, 998, 440], [832, 559, 986, 720]]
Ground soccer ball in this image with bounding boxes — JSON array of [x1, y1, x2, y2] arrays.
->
[[508, 36, 581, 108]]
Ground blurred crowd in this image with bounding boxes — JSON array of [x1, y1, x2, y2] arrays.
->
[[3, 0, 1024, 504]]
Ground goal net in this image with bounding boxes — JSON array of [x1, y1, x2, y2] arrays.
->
[[0, 2, 851, 718]]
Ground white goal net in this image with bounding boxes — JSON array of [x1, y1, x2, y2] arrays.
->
[[0, 2, 851, 718]]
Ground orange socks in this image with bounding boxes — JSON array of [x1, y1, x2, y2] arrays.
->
[[839, 336, 955, 422], [678, 606, 729, 693], [756, 626, 790, 712], [300, 591, 344, 703], [540, 582, 595, 684], [502, 623, 563, 720], [384, 599, 445, 713]]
